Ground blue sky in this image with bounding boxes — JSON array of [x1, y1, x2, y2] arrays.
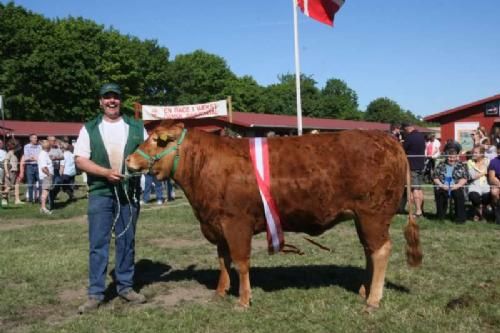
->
[[3, 0, 500, 117]]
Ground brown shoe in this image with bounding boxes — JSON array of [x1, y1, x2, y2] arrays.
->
[[119, 290, 146, 304], [78, 297, 102, 314]]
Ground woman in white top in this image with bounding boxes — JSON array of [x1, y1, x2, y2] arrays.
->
[[37, 140, 54, 214], [467, 146, 490, 221]]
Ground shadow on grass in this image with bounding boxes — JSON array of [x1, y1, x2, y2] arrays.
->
[[127, 259, 409, 298]]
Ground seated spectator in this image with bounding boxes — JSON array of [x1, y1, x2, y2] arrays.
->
[[467, 146, 490, 221], [487, 142, 500, 224], [483, 138, 497, 161], [432, 148, 469, 223]]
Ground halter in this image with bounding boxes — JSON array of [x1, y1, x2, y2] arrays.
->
[[134, 128, 187, 178]]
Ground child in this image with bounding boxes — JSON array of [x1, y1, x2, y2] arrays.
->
[[38, 140, 54, 214]]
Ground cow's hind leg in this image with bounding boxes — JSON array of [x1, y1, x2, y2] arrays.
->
[[355, 215, 392, 311], [214, 242, 232, 299]]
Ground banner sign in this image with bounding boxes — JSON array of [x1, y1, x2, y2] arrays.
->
[[484, 100, 500, 117], [142, 100, 227, 120]]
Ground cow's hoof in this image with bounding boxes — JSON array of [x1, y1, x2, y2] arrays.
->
[[358, 285, 367, 299], [211, 292, 226, 302], [363, 304, 379, 314], [234, 302, 250, 311]]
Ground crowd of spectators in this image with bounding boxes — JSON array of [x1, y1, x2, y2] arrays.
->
[[394, 122, 500, 224], [0, 134, 76, 214]]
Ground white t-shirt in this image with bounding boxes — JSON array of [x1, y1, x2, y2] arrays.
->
[[61, 151, 76, 176], [38, 150, 54, 180], [74, 117, 148, 172]]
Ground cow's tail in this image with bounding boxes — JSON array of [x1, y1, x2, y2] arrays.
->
[[404, 161, 423, 267]]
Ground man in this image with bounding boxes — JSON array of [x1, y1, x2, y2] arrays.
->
[[74, 83, 148, 314], [47, 136, 64, 209], [23, 134, 42, 203], [390, 123, 402, 142], [402, 122, 426, 217], [488, 142, 500, 224]]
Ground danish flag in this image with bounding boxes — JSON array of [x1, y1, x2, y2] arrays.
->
[[297, 0, 345, 26]]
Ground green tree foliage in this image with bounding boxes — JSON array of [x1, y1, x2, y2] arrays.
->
[[365, 97, 421, 124], [259, 74, 320, 116], [315, 78, 363, 120], [0, 3, 169, 121], [167, 50, 236, 105]]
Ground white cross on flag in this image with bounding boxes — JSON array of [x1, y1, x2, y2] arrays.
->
[[297, 0, 345, 26]]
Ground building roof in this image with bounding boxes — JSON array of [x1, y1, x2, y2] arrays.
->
[[1, 120, 82, 137], [424, 94, 500, 122], [224, 111, 391, 131]]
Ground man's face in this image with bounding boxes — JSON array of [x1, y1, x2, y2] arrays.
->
[[30, 135, 38, 144], [48, 137, 57, 147], [100, 92, 121, 120]]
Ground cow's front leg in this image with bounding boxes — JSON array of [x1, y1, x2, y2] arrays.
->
[[223, 220, 253, 309], [215, 242, 232, 299], [233, 258, 251, 308]]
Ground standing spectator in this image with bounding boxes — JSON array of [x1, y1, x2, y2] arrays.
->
[[402, 122, 426, 218], [491, 127, 500, 147], [467, 146, 490, 221], [60, 141, 76, 201], [23, 134, 41, 203], [0, 139, 7, 205], [433, 148, 469, 223], [74, 83, 148, 314], [390, 123, 402, 142], [424, 134, 441, 183], [3, 138, 24, 205], [165, 178, 176, 202], [38, 140, 54, 214], [487, 142, 500, 224], [48, 136, 64, 209], [141, 172, 164, 205]]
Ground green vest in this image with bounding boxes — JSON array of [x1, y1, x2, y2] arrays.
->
[[85, 114, 143, 200]]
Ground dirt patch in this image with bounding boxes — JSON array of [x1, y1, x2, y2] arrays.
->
[[58, 287, 87, 304], [150, 283, 213, 308]]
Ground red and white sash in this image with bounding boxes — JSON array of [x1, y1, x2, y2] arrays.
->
[[249, 138, 284, 254]]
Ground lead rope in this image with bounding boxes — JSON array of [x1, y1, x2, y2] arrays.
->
[[111, 170, 143, 239]]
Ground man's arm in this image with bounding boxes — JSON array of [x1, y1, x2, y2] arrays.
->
[[75, 156, 123, 184]]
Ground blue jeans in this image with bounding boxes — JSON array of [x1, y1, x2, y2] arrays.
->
[[143, 173, 163, 202], [25, 164, 40, 202], [87, 195, 140, 300], [164, 178, 175, 201]]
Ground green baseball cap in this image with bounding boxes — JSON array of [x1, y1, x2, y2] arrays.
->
[[99, 83, 122, 97]]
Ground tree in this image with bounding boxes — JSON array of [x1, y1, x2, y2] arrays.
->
[[259, 73, 320, 116], [166, 50, 236, 105], [364, 97, 421, 124], [222, 75, 265, 113], [315, 78, 362, 119], [0, 3, 170, 121]]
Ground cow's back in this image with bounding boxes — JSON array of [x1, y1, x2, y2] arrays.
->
[[267, 130, 407, 234]]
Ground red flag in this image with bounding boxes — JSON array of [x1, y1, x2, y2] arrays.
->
[[297, 0, 345, 26]]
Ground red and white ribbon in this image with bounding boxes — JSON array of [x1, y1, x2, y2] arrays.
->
[[249, 138, 284, 254]]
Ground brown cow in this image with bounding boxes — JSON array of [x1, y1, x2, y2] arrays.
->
[[126, 121, 422, 311]]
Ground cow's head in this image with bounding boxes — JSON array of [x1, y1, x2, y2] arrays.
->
[[126, 121, 186, 181]]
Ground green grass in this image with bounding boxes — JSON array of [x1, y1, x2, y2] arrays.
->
[[1, 190, 500, 333]]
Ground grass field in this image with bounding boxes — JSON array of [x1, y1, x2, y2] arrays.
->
[[1, 189, 500, 333]]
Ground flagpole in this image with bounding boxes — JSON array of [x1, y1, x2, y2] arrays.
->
[[292, 0, 303, 136]]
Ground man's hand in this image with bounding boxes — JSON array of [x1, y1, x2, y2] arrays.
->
[[106, 169, 124, 184]]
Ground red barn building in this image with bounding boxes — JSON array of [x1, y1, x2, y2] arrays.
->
[[424, 94, 500, 152]]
